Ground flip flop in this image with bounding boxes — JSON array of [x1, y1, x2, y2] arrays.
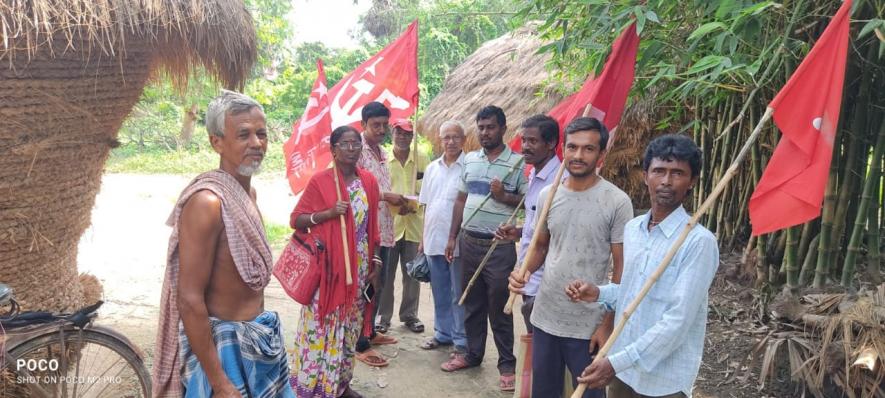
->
[[355, 349, 389, 368], [370, 332, 398, 345], [499, 374, 516, 392], [404, 319, 424, 333], [440, 353, 472, 372]]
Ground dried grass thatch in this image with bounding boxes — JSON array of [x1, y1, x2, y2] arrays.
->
[[755, 285, 885, 397], [417, 25, 564, 151], [0, 0, 257, 313]]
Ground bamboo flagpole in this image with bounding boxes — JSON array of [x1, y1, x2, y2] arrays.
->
[[332, 162, 354, 286], [460, 157, 525, 228], [459, 194, 526, 305], [502, 103, 595, 314], [570, 107, 774, 397]]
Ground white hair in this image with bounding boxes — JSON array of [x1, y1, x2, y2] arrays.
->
[[206, 89, 264, 137], [439, 120, 465, 136]]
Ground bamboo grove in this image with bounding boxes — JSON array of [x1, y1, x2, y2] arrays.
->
[[520, 0, 885, 291]]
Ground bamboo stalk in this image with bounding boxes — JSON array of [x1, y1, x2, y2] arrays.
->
[[784, 225, 799, 289], [798, 232, 821, 285], [458, 195, 525, 305], [460, 157, 525, 228], [795, 221, 814, 272], [813, 129, 843, 287], [841, 118, 885, 286], [755, 235, 768, 288], [333, 163, 353, 286], [571, 107, 774, 398], [865, 174, 881, 285]]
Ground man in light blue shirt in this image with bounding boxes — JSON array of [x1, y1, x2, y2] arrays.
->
[[496, 114, 561, 332], [567, 134, 719, 398]]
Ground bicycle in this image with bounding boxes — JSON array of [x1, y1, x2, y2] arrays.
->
[[0, 283, 151, 397]]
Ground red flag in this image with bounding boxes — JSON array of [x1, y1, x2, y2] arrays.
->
[[284, 21, 420, 194], [329, 20, 419, 129], [284, 59, 334, 194], [749, 0, 851, 236], [510, 22, 639, 160]]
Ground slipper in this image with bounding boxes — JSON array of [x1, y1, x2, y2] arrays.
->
[[370, 332, 398, 346], [404, 319, 425, 333], [499, 374, 516, 392], [374, 324, 389, 334], [440, 353, 472, 372], [355, 349, 389, 368], [419, 337, 452, 350]]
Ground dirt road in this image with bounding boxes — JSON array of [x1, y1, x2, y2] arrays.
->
[[77, 172, 517, 397]]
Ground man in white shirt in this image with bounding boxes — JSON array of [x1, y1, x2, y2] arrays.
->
[[418, 120, 468, 355]]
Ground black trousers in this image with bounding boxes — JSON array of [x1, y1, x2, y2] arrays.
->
[[459, 233, 517, 374]]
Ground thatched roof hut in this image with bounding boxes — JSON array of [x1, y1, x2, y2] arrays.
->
[[417, 25, 565, 152], [418, 25, 660, 209], [0, 0, 257, 312]]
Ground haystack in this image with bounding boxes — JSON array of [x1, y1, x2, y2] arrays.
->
[[417, 25, 564, 151], [418, 26, 660, 208], [0, 0, 257, 312]]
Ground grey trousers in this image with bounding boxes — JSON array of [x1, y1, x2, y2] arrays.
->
[[376, 238, 421, 326]]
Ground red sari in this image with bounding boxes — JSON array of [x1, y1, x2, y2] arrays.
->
[[289, 167, 380, 336]]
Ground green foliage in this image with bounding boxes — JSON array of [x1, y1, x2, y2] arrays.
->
[[264, 220, 291, 250]]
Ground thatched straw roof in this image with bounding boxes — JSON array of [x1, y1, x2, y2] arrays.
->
[[417, 25, 564, 152], [417, 25, 663, 209], [0, 0, 257, 88], [0, 0, 257, 313]]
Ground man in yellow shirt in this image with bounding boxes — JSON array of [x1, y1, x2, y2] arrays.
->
[[376, 118, 431, 333]]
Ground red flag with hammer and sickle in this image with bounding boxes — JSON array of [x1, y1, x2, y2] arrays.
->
[[284, 21, 419, 194]]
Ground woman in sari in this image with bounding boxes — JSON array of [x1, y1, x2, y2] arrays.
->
[[289, 125, 381, 398]]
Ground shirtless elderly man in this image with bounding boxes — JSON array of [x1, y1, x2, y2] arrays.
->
[[152, 90, 294, 398]]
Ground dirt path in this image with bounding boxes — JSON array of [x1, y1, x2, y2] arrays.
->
[[77, 172, 513, 397]]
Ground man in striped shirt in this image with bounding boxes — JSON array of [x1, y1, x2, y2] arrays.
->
[[442, 105, 527, 392]]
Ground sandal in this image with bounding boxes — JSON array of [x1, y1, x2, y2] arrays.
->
[[355, 349, 389, 368], [440, 353, 472, 372], [374, 324, 389, 334], [370, 332, 398, 346], [404, 319, 425, 333], [499, 373, 516, 392], [419, 337, 452, 350]]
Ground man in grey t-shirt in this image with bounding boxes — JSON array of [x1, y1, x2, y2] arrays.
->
[[507, 117, 633, 398]]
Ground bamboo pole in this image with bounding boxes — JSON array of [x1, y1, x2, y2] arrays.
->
[[460, 157, 525, 229], [411, 110, 420, 195], [814, 141, 841, 287], [798, 232, 821, 286], [865, 174, 881, 285], [333, 163, 354, 286], [458, 195, 526, 305], [571, 107, 774, 398], [502, 104, 596, 315], [841, 118, 885, 286], [784, 225, 799, 289]]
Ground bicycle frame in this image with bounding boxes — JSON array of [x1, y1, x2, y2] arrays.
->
[[3, 321, 146, 398]]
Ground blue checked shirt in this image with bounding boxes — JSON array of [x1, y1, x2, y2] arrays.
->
[[597, 206, 719, 397]]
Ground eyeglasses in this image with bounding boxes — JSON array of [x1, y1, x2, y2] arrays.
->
[[335, 142, 363, 150]]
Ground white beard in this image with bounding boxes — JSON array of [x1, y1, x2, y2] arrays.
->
[[237, 160, 262, 176]]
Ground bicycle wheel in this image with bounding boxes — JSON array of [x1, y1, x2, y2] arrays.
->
[[5, 328, 150, 398]]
